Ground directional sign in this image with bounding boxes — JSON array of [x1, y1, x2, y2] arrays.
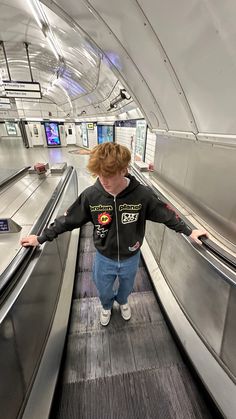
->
[[5, 90, 42, 99], [3, 81, 42, 99], [3, 81, 41, 91]]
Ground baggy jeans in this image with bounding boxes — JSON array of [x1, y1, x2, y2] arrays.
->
[[93, 250, 140, 309]]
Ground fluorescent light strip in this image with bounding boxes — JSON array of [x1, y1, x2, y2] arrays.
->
[[28, 0, 61, 60], [45, 36, 60, 60], [27, 0, 43, 29]]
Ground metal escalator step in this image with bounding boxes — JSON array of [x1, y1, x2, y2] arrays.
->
[[79, 237, 96, 253], [56, 366, 212, 419], [73, 271, 98, 299], [69, 292, 164, 335], [79, 222, 94, 238], [62, 322, 183, 384]]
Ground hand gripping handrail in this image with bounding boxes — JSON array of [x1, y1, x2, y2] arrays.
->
[[131, 166, 236, 284]]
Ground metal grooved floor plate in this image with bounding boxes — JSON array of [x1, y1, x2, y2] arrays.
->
[[52, 224, 213, 419]]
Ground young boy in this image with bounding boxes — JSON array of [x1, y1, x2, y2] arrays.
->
[[21, 142, 209, 326]]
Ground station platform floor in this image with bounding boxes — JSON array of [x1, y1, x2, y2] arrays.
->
[[0, 137, 92, 192]]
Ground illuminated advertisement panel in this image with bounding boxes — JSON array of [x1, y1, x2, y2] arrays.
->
[[97, 125, 114, 144], [44, 122, 61, 146]]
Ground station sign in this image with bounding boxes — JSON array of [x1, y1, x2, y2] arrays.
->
[[5, 90, 42, 98], [2, 81, 42, 99], [87, 123, 94, 130], [0, 219, 9, 232]]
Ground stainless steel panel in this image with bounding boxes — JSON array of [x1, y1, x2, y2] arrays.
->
[[221, 287, 236, 377], [0, 170, 78, 419], [0, 175, 63, 276], [13, 177, 59, 225], [0, 226, 29, 276], [10, 241, 63, 385], [0, 168, 22, 184], [0, 240, 62, 419], [145, 220, 165, 262], [159, 228, 230, 354], [153, 134, 236, 246], [0, 316, 24, 419], [154, 136, 193, 190], [49, 171, 78, 266], [0, 176, 42, 217]]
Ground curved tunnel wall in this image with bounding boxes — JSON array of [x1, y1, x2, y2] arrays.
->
[[152, 133, 236, 248]]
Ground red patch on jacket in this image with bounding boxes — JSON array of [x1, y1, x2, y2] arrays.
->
[[98, 212, 112, 225]]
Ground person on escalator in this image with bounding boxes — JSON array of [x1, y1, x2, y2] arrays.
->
[[20, 142, 209, 326]]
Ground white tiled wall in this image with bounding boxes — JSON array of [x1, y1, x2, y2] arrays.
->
[[115, 126, 136, 162], [145, 129, 157, 165], [115, 125, 156, 165], [88, 127, 97, 149]]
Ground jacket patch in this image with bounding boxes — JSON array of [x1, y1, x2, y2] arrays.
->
[[90, 204, 113, 212], [119, 203, 142, 211], [98, 212, 112, 225], [95, 224, 108, 238], [121, 213, 139, 224], [128, 241, 140, 252]]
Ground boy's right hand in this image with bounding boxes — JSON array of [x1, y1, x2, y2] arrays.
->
[[20, 235, 39, 247]]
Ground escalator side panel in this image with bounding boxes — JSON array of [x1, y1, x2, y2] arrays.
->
[[221, 286, 236, 376], [159, 227, 230, 355], [0, 240, 64, 419]]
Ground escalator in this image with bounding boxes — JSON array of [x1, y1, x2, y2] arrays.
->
[[50, 223, 221, 419], [0, 167, 30, 189], [0, 166, 79, 419], [0, 166, 235, 419]]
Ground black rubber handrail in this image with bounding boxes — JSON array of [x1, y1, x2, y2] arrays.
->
[[131, 166, 236, 274], [0, 166, 75, 300], [0, 166, 31, 189]]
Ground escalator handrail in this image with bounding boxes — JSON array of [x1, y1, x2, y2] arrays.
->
[[131, 166, 236, 285], [0, 166, 75, 299], [0, 166, 31, 189]]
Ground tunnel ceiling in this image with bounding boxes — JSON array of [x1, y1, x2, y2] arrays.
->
[[0, 0, 135, 119], [1, 0, 236, 134]]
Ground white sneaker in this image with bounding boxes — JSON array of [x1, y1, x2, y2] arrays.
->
[[100, 308, 111, 326], [120, 303, 131, 321]]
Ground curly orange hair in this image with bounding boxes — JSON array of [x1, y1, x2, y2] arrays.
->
[[87, 142, 131, 176]]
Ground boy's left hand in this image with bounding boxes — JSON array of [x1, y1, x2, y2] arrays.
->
[[190, 229, 209, 245]]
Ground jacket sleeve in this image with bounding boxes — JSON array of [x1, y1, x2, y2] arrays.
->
[[37, 191, 92, 244], [146, 190, 192, 236]]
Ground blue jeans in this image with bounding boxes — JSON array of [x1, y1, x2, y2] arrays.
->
[[93, 251, 140, 309]]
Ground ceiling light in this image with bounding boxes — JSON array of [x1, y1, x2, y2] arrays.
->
[[27, 0, 43, 29], [28, 0, 62, 60], [45, 35, 60, 60]]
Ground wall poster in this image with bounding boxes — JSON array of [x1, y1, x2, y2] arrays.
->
[[134, 120, 147, 161], [6, 122, 17, 136], [97, 125, 114, 144], [81, 122, 88, 147], [44, 122, 61, 146]]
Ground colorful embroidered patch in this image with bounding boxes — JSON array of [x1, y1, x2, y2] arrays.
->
[[98, 212, 112, 225], [128, 241, 140, 252]]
